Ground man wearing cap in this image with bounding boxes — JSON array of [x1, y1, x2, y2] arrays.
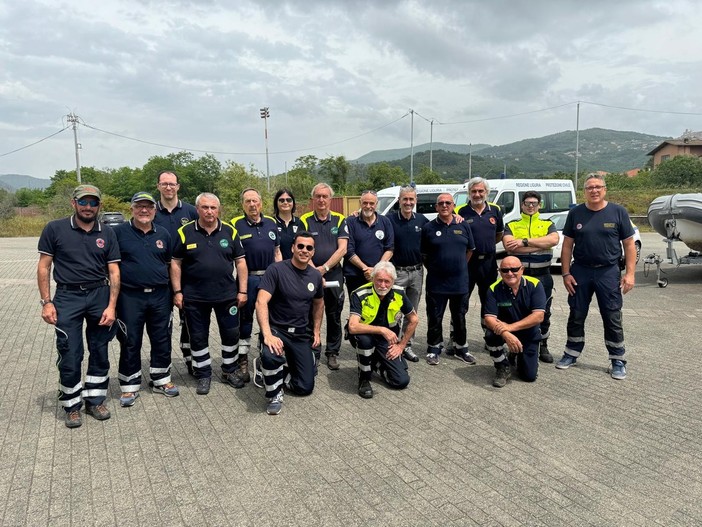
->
[[170, 192, 248, 395], [113, 192, 179, 408], [153, 170, 199, 375], [37, 184, 120, 428], [230, 188, 281, 384]]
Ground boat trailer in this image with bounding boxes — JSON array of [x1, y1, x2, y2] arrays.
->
[[643, 237, 702, 287]]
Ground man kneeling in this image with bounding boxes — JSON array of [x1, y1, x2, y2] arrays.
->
[[484, 256, 546, 388], [348, 261, 418, 399], [256, 232, 324, 415]]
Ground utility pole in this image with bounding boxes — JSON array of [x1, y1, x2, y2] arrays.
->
[[409, 109, 415, 184], [429, 119, 435, 173], [260, 107, 271, 191], [468, 143, 472, 180], [575, 102, 580, 190], [67, 113, 82, 183]]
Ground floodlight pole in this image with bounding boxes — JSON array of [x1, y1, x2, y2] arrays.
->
[[575, 102, 580, 190], [260, 107, 271, 191]]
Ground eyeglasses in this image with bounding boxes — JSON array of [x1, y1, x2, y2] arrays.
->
[[133, 204, 155, 210], [584, 185, 605, 192], [499, 266, 522, 274], [296, 243, 315, 251], [523, 201, 540, 207], [278, 197, 293, 203], [76, 198, 100, 207], [159, 182, 178, 188], [436, 201, 453, 207]]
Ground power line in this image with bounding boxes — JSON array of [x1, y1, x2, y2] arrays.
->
[[580, 100, 702, 116], [438, 102, 577, 125], [0, 126, 70, 157]]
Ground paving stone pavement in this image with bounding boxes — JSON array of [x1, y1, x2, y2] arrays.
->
[[1, 233, 702, 526]]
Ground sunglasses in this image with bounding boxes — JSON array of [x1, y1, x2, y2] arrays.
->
[[499, 266, 522, 274], [436, 201, 453, 207], [76, 198, 100, 207], [296, 243, 315, 251], [523, 201, 540, 207], [278, 197, 293, 203], [362, 189, 378, 196]]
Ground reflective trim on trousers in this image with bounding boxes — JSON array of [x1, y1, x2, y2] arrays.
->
[[60, 395, 82, 408], [118, 370, 142, 382], [83, 389, 107, 398], [59, 381, 82, 394]]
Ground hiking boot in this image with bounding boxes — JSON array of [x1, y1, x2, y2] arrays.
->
[[222, 371, 245, 389], [152, 382, 179, 397], [556, 354, 577, 369], [327, 354, 340, 370], [493, 365, 511, 388], [119, 392, 139, 407], [196, 376, 211, 395], [64, 410, 82, 428], [539, 341, 554, 363], [236, 356, 251, 383], [426, 353, 440, 365], [610, 359, 627, 380], [85, 403, 111, 421], [402, 346, 419, 363], [358, 378, 374, 399], [266, 391, 284, 415]]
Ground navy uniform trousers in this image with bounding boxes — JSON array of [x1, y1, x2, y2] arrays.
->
[[486, 328, 540, 382], [184, 299, 241, 378], [116, 286, 173, 392], [54, 285, 115, 411], [349, 333, 410, 389], [261, 327, 316, 399]]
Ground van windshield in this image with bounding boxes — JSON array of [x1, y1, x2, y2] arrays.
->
[[377, 196, 398, 215]]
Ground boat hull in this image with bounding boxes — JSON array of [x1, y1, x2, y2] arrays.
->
[[648, 193, 702, 252]]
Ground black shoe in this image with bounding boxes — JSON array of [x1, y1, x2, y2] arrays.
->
[[327, 354, 340, 370], [222, 372, 245, 389], [64, 410, 82, 428], [493, 365, 511, 388], [358, 379, 373, 399], [196, 377, 211, 395], [402, 346, 420, 363], [85, 403, 111, 421], [539, 342, 554, 363]]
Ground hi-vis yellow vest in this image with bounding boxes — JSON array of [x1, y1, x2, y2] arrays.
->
[[356, 284, 406, 328], [506, 212, 554, 266]]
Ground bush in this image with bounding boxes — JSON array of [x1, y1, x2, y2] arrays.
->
[[0, 215, 50, 237]]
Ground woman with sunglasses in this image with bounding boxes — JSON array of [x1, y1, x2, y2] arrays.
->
[[273, 188, 305, 260]]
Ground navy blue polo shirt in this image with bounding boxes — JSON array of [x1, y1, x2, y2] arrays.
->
[[455, 202, 504, 254], [113, 220, 171, 289], [172, 219, 246, 302], [259, 260, 323, 328], [231, 214, 280, 272], [154, 200, 198, 242], [38, 216, 121, 285], [275, 215, 305, 260], [421, 218, 475, 294], [485, 276, 546, 339], [344, 214, 394, 279], [563, 203, 634, 267], [300, 211, 349, 267], [387, 211, 428, 267]]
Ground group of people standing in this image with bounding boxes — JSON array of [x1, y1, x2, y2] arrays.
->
[[37, 172, 636, 427]]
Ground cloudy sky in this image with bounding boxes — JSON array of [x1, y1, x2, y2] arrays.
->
[[1, 0, 701, 179]]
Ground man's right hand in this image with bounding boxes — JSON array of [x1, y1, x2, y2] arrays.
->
[[563, 274, 577, 296], [173, 293, 184, 309], [264, 334, 285, 356], [41, 303, 57, 325]]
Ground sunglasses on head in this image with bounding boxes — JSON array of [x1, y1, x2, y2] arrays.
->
[[499, 266, 522, 274], [278, 197, 293, 203], [296, 243, 314, 251], [76, 198, 100, 207]]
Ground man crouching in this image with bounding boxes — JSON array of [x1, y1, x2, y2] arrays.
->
[[348, 261, 418, 399]]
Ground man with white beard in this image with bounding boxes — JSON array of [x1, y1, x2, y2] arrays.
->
[[343, 190, 394, 297]]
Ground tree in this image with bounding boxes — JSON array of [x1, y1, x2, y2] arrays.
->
[[319, 155, 350, 193], [217, 161, 266, 219], [142, 152, 222, 202], [415, 166, 444, 185], [14, 188, 47, 207], [651, 155, 702, 187], [349, 162, 406, 193], [0, 188, 16, 220]]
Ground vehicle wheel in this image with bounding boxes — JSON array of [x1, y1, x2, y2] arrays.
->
[[635, 241, 641, 264], [657, 278, 668, 288]]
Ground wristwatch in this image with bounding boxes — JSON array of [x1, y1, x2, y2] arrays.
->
[[40, 299, 53, 306], [522, 238, 529, 247], [323, 264, 330, 272]]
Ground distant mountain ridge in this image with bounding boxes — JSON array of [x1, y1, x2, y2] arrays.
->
[[0, 174, 51, 191], [354, 142, 491, 164]]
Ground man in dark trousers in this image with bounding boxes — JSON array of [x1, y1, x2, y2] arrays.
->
[[170, 192, 248, 395], [484, 256, 546, 388], [114, 192, 179, 408], [557, 174, 636, 380], [37, 184, 120, 428], [153, 170, 198, 374], [255, 231, 324, 415]]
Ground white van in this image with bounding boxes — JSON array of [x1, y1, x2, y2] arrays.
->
[[453, 179, 576, 253], [377, 184, 465, 220]]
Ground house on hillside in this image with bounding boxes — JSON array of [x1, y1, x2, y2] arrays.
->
[[647, 130, 702, 168]]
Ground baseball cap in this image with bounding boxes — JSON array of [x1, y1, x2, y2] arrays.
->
[[73, 184, 102, 200], [130, 192, 157, 204]]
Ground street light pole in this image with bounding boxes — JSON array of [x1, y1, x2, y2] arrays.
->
[[260, 107, 271, 191], [67, 112, 82, 183]]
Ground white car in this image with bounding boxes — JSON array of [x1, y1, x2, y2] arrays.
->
[[550, 212, 642, 268]]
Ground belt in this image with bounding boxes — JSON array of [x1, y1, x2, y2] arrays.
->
[[249, 270, 266, 276], [272, 324, 308, 335], [396, 264, 422, 271], [56, 279, 109, 291], [472, 253, 495, 260], [123, 285, 168, 293]]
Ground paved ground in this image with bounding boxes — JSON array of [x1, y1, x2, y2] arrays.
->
[[1, 233, 702, 527]]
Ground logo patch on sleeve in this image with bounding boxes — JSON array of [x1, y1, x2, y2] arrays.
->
[[186, 243, 197, 250]]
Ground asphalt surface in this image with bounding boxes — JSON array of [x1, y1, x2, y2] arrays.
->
[[1, 232, 701, 526]]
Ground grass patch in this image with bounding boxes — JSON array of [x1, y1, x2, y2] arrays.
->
[[0, 215, 50, 237]]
